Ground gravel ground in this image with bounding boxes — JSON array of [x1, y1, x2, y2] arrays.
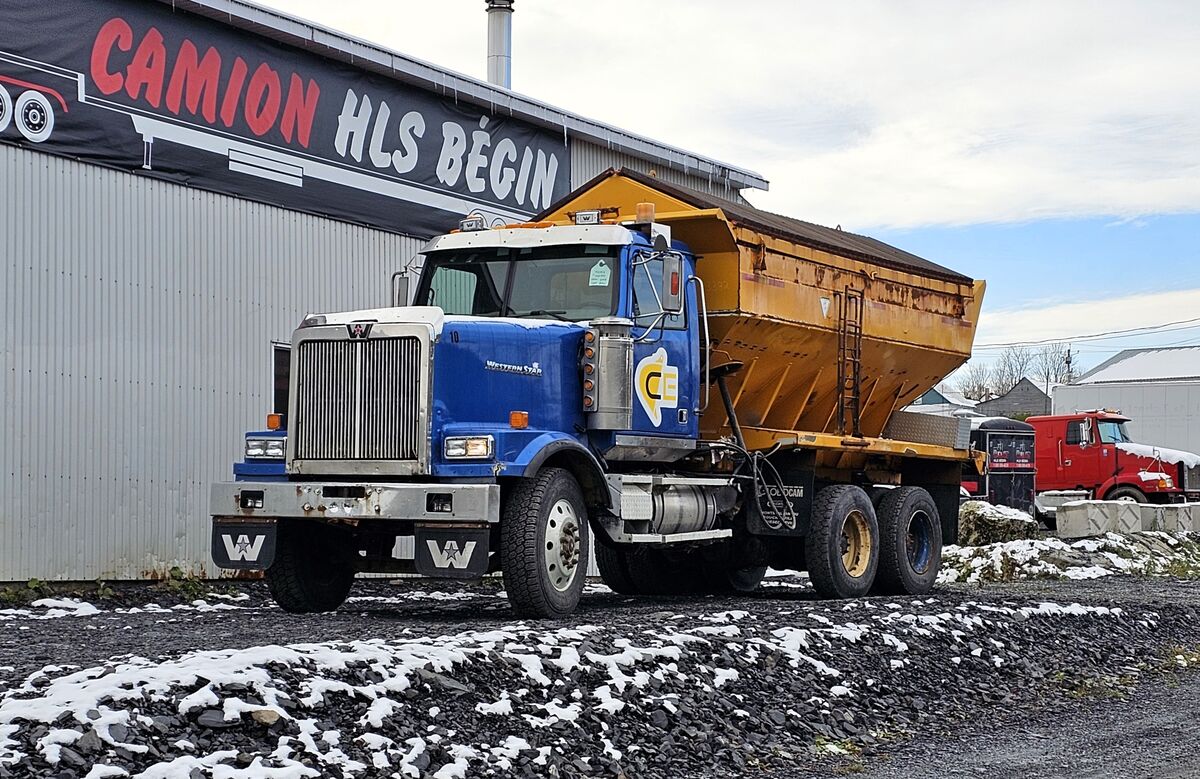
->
[[1, 574, 1199, 778]]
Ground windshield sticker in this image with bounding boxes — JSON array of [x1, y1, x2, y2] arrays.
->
[[485, 360, 544, 377], [635, 348, 679, 426], [588, 261, 612, 287]]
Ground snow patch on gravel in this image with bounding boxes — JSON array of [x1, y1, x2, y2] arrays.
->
[[941, 531, 1200, 584]]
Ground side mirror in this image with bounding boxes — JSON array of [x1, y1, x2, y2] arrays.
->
[[1079, 420, 1092, 447], [391, 271, 410, 307], [661, 253, 684, 315]]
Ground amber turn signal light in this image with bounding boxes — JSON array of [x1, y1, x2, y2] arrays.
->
[[509, 410, 529, 429], [266, 413, 283, 430]]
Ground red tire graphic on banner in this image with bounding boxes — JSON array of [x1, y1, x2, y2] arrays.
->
[[0, 85, 11, 133], [15, 90, 53, 142]]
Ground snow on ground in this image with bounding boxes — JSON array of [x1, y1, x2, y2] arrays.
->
[[0, 594, 253, 622], [941, 531, 1200, 584], [0, 596, 1143, 778]]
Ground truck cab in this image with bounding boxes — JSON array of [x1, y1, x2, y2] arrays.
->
[[1027, 410, 1200, 503]]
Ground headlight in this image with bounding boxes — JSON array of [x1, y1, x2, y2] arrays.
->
[[444, 435, 494, 459], [246, 437, 286, 460]]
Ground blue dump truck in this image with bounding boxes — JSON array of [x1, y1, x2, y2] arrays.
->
[[212, 169, 986, 617]]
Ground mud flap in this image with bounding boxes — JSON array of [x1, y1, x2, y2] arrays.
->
[[212, 519, 277, 570], [414, 524, 490, 579], [747, 452, 815, 536]]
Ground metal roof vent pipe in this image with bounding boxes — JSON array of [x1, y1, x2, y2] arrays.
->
[[486, 0, 514, 89]]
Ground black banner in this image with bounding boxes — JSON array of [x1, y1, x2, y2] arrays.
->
[[0, 0, 571, 237]]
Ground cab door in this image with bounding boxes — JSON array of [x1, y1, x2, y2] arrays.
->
[[1060, 416, 1102, 492], [625, 251, 698, 439]]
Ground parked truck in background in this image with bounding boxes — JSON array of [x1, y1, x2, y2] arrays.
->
[[1028, 410, 1200, 508], [210, 168, 986, 617], [961, 417, 1036, 513]]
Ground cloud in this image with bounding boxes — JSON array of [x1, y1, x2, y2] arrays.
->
[[974, 287, 1200, 349], [256, 0, 1200, 228]]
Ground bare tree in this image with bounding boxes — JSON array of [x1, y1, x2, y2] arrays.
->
[[957, 361, 995, 401], [991, 346, 1035, 394], [1033, 342, 1074, 386]]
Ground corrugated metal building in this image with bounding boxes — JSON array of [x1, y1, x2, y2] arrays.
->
[[1054, 347, 1200, 456], [0, 0, 766, 580]]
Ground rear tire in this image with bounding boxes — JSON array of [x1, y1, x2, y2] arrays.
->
[[500, 468, 590, 618], [266, 521, 355, 613], [805, 485, 879, 599], [703, 564, 767, 593], [595, 541, 639, 595], [15, 90, 54, 143], [873, 487, 942, 595]]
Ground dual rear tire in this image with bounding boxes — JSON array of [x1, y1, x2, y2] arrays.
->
[[806, 485, 941, 598]]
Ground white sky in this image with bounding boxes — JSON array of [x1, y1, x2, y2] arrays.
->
[[258, 0, 1200, 367], [258, 0, 1200, 229]]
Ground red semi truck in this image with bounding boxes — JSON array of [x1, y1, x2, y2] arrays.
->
[[1027, 410, 1200, 504]]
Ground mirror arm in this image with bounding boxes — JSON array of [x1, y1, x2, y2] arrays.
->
[[689, 274, 711, 412]]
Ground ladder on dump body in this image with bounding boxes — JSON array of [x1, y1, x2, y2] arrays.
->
[[837, 288, 864, 437]]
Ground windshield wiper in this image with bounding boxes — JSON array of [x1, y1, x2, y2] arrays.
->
[[517, 309, 571, 321]]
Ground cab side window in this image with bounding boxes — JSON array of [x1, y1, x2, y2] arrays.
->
[[1065, 420, 1088, 446]]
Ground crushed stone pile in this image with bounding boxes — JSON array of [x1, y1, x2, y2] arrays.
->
[[3, 592, 1200, 779]]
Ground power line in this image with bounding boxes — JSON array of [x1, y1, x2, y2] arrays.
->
[[974, 316, 1200, 349]]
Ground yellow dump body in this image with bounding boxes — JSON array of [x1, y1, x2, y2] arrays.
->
[[542, 169, 985, 459]]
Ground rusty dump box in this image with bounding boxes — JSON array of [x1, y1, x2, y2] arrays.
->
[[543, 168, 985, 457]]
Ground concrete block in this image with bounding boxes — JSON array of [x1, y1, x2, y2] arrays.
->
[[1159, 504, 1196, 533], [1056, 502, 1116, 539], [1139, 504, 1165, 532], [1114, 501, 1145, 533]]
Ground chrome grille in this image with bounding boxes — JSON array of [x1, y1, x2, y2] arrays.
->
[[293, 337, 423, 460]]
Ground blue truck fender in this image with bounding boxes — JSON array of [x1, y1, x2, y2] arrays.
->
[[512, 433, 611, 509]]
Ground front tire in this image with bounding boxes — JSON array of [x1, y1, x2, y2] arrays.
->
[[873, 487, 942, 595], [1106, 486, 1147, 503], [0, 86, 12, 133], [501, 468, 590, 618], [805, 485, 879, 599], [266, 521, 355, 613]]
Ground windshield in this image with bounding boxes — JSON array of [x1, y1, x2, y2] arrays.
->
[[1097, 420, 1133, 444], [416, 245, 619, 321]]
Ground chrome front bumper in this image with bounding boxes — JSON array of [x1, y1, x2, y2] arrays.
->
[[210, 481, 501, 523]]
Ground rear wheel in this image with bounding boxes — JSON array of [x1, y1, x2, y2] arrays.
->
[[500, 468, 590, 618], [595, 541, 639, 595], [266, 521, 355, 613], [873, 487, 942, 595], [805, 485, 879, 598], [703, 564, 768, 593], [15, 91, 53, 143]]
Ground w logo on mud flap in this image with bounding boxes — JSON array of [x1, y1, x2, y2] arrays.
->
[[425, 539, 477, 569], [221, 534, 266, 562]]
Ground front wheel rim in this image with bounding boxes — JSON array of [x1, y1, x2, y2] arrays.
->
[[840, 509, 872, 578], [544, 498, 581, 592]]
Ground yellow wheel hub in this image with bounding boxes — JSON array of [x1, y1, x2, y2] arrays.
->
[[841, 510, 873, 578]]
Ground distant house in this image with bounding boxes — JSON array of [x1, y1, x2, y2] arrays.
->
[[1054, 346, 1200, 454], [906, 387, 980, 417], [974, 377, 1051, 419]]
